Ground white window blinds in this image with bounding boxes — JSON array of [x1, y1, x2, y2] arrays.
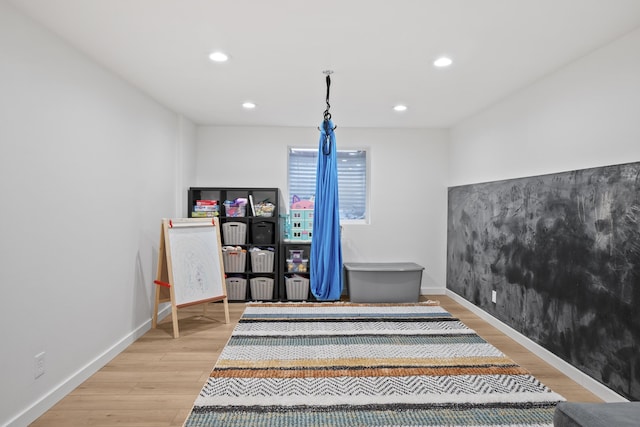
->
[[288, 148, 367, 221]]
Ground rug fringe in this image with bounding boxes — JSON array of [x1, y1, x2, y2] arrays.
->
[[246, 300, 440, 308]]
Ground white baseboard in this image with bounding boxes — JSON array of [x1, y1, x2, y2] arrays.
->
[[445, 289, 627, 403], [10, 292, 627, 425], [421, 286, 447, 295], [8, 304, 173, 427]]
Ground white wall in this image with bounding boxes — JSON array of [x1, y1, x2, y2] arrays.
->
[[196, 126, 449, 293], [0, 2, 196, 425], [177, 117, 198, 217], [446, 27, 640, 401], [449, 27, 640, 185], [6, 1, 636, 423]]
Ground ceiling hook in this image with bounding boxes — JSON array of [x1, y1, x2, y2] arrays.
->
[[318, 70, 337, 132]]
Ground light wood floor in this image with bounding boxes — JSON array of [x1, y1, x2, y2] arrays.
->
[[31, 295, 601, 426]]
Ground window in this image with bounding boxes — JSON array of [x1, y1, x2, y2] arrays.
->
[[288, 147, 368, 222]]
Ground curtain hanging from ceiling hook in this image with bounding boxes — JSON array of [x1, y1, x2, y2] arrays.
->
[[311, 72, 343, 301]]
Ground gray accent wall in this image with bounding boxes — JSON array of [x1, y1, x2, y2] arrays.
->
[[447, 162, 640, 399]]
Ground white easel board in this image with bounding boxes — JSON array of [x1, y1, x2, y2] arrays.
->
[[152, 218, 229, 338]]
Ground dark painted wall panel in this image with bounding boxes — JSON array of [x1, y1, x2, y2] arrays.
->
[[447, 162, 640, 400]]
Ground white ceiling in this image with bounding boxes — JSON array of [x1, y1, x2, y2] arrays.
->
[[9, 0, 640, 128]]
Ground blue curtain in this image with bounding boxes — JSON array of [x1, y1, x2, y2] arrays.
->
[[310, 119, 343, 300]]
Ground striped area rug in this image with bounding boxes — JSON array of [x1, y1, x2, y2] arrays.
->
[[184, 302, 564, 426]]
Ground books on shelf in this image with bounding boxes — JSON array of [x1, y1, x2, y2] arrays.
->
[[192, 200, 219, 217], [191, 211, 218, 217]]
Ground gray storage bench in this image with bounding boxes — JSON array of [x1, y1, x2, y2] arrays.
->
[[554, 402, 640, 427], [343, 262, 424, 303]]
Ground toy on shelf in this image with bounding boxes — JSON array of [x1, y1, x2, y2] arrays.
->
[[223, 198, 248, 217], [287, 195, 314, 242]]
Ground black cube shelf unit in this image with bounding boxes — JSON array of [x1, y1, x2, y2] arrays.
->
[[280, 241, 315, 302], [188, 187, 283, 302]]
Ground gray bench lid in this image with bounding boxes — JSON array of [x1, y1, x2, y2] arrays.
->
[[343, 262, 424, 271]]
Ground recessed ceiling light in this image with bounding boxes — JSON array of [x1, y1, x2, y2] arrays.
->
[[393, 105, 408, 112], [242, 102, 256, 109], [434, 56, 453, 68], [209, 51, 229, 62]]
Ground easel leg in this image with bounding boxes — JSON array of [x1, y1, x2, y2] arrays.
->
[[222, 297, 230, 324], [152, 284, 160, 329], [171, 303, 180, 339]]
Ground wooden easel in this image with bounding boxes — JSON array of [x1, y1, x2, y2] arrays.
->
[[152, 218, 230, 338]]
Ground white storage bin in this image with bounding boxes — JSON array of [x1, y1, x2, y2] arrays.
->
[[222, 249, 246, 272], [222, 222, 247, 245], [286, 276, 309, 300], [250, 250, 274, 272], [250, 277, 274, 300], [226, 277, 247, 300]]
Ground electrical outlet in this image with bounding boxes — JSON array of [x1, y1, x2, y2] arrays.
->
[[34, 352, 45, 379], [491, 290, 497, 304]]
